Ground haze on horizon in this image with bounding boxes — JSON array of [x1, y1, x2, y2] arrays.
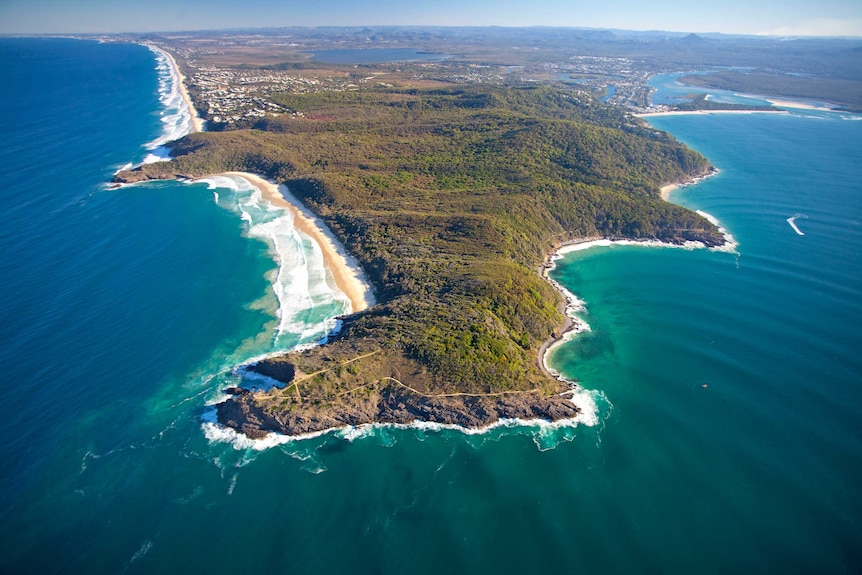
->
[[1, 0, 861, 38]]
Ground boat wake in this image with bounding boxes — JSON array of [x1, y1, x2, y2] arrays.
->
[[787, 213, 807, 236]]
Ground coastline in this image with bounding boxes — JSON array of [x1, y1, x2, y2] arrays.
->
[[538, 166, 732, 383], [109, 169, 376, 313], [221, 172, 375, 314], [206, 406, 598, 450], [537, 251, 592, 384], [146, 44, 204, 133], [660, 167, 719, 200], [636, 109, 787, 118], [765, 98, 836, 112]]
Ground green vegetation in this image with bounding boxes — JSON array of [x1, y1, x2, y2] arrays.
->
[[121, 84, 721, 396], [672, 93, 775, 112]]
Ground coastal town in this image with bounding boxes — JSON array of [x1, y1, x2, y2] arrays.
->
[[142, 35, 673, 129]]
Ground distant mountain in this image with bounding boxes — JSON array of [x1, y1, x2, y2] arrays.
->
[[679, 33, 708, 44]]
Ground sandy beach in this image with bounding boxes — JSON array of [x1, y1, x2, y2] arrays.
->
[[765, 98, 835, 112], [658, 165, 721, 201], [222, 172, 375, 314]]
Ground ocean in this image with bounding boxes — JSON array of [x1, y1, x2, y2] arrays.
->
[[1, 39, 860, 573]]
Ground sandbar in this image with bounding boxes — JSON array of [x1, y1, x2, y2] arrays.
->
[[636, 109, 786, 118], [222, 171, 375, 314], [765, 98, 835, 112]]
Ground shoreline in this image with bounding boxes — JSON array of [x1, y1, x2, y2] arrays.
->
[[160, 47, 204, 133], [146, 44, 204, 133], [108, 170, 376, 313], [765, 98, 836, 112], [221, 172, 375, 314], [206, 400, 599, 450], [537, 251, 593, 384], [537, 167, 732, 381], [660, 167, 719, 200], [636, 109, 787, 118]]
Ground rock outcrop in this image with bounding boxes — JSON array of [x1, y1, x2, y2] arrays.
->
[[215, 383, 581, 439]]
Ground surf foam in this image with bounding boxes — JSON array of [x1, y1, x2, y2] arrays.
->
[[142, 45, 195, 163], [191, 174, 351, 349], [202, 386, 607, 452]]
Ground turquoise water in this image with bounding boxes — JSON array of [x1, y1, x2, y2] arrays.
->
[[549, 105, 862, 571], [1, 40, 860, 573]]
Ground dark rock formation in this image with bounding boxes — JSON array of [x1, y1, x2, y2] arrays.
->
[[215, 384, 581, 439], [248, 361, 295, 385]]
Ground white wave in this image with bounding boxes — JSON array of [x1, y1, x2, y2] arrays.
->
[[338, 424, 377, 442], [191, 175, 242, 192], [142, 145, 172, 165], [696, 210, 738, 252], [540, 249, 598, 410], [113, 162, 134, 175], [539, 267, 593, 373], [143, 45, 194, 153], [203, 385, 605, 452], [114, 45, 195, 172], [557, 237, 703, 255], [190, 174, 350, 348], [228, 367, 285, 392], [276, 183, 377, 312], [202, 415, 333, 451]]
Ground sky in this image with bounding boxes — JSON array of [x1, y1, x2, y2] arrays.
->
[[1, 0, 861, 37]]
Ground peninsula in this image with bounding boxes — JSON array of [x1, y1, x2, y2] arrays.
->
[[116, 79, 724, 437]]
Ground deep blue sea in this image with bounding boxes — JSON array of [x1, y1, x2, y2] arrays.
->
[[1, 40, 860, 573]]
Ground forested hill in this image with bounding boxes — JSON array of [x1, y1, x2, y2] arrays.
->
[[117, 84, 720, 431]]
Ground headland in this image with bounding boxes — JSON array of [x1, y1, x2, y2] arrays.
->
[[114, 53, 730, 441]]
